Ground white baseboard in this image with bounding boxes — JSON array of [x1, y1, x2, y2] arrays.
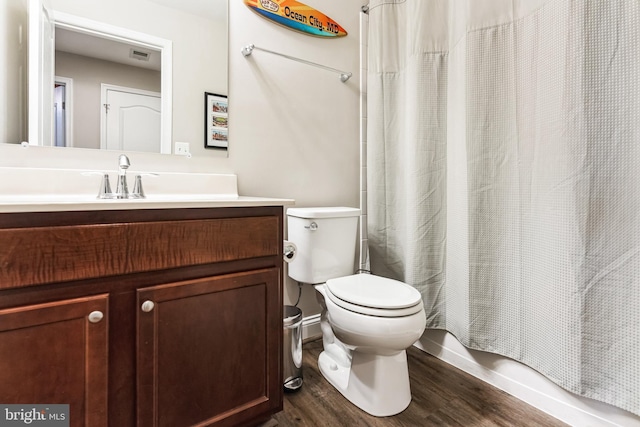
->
[[415, 330, 640, 427]]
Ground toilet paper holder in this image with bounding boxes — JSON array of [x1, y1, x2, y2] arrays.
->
[[284, 241, 297, 262]]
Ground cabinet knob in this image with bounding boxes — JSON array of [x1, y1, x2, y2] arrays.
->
[[88, 311, 104, 323], [141, 300, 155, 312]]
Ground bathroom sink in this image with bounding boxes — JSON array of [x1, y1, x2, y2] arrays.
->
[[0, 167, 294, 213]]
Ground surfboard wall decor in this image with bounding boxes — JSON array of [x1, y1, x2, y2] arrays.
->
[[244, 0, 348, 38]]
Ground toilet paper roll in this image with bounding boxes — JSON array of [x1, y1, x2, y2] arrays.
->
[[283, 240, 297, 263]]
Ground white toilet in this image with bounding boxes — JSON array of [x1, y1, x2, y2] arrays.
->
[[286, 207, 426, 417]]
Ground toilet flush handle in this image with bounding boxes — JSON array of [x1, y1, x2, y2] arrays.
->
[[304, 222, 318, 231]]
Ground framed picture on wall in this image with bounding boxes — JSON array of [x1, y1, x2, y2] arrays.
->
[[205, 92, 228, 149]]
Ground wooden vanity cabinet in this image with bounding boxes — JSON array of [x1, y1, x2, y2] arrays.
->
[[0, 207, 284, 427]]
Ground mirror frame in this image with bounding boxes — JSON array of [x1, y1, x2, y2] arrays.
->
[[29, 9, 173, 153]]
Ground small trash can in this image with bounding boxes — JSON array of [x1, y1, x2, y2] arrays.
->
[[283, 305, 303, 392]]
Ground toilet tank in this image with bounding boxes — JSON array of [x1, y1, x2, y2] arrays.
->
[[287, 207, 361, 284]]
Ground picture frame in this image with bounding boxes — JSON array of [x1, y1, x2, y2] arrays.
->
[[204, 92, 228, 149]]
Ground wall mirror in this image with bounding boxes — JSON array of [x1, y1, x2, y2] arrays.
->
[[28, 0, 228, 155]]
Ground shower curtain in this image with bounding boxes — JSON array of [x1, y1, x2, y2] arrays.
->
[[366, 0, 639, 416]]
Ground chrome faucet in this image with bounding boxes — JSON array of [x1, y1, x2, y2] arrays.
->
[[90, 154, 155, 199], [115, 154, 130, 199]]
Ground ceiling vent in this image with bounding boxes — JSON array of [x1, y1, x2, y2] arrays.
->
[[129, 48, 151, 62]]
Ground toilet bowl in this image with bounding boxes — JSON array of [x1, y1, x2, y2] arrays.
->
[[286, 207, 426, 417], [314, 274, 426, 417]]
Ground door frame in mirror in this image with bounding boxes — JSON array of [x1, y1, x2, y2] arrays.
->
[[28, 0, 54, 149], [29, 8, 173, 154]]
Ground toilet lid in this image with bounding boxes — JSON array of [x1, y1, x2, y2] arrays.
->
[[326, 274, 423, 314]]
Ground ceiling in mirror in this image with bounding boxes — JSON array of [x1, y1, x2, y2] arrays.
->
[[56, 28, 161, 71]]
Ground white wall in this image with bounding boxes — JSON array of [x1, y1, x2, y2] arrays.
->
[[228, 0, 361, 201], [228, 0, 363, 320]]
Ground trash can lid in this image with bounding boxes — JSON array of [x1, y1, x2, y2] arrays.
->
[[283, 305, 302, 325]]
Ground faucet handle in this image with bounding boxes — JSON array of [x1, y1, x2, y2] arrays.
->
[[131, 175, 145, 199], [82, 171, 115, 199], [98, 173, 115, 199], [130, 173, 158, 199]]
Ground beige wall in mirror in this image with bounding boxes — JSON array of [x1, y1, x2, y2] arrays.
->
[[0, 0, 228, 157]]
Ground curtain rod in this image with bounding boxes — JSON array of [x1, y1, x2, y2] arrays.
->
[[241, 44, 352, 82]]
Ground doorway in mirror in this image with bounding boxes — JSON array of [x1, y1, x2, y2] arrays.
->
[[101, 85, 161, 153], [53, 76, 73, 148]]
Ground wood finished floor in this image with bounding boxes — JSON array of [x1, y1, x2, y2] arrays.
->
[[273, 339, 568, 427]]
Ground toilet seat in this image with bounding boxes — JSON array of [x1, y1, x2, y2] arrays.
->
[[325, 274, 423, 317]]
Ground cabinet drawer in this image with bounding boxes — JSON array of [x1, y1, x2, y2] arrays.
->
[[0, 216, 279, 289]]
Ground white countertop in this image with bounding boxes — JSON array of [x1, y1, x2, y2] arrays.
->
[[0, 167, 294, 213], [0, 195, 295, 213]]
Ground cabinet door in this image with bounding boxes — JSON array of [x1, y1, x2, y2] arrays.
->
[[137, 268, 282, 427], [0, 294, 109, 427]]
